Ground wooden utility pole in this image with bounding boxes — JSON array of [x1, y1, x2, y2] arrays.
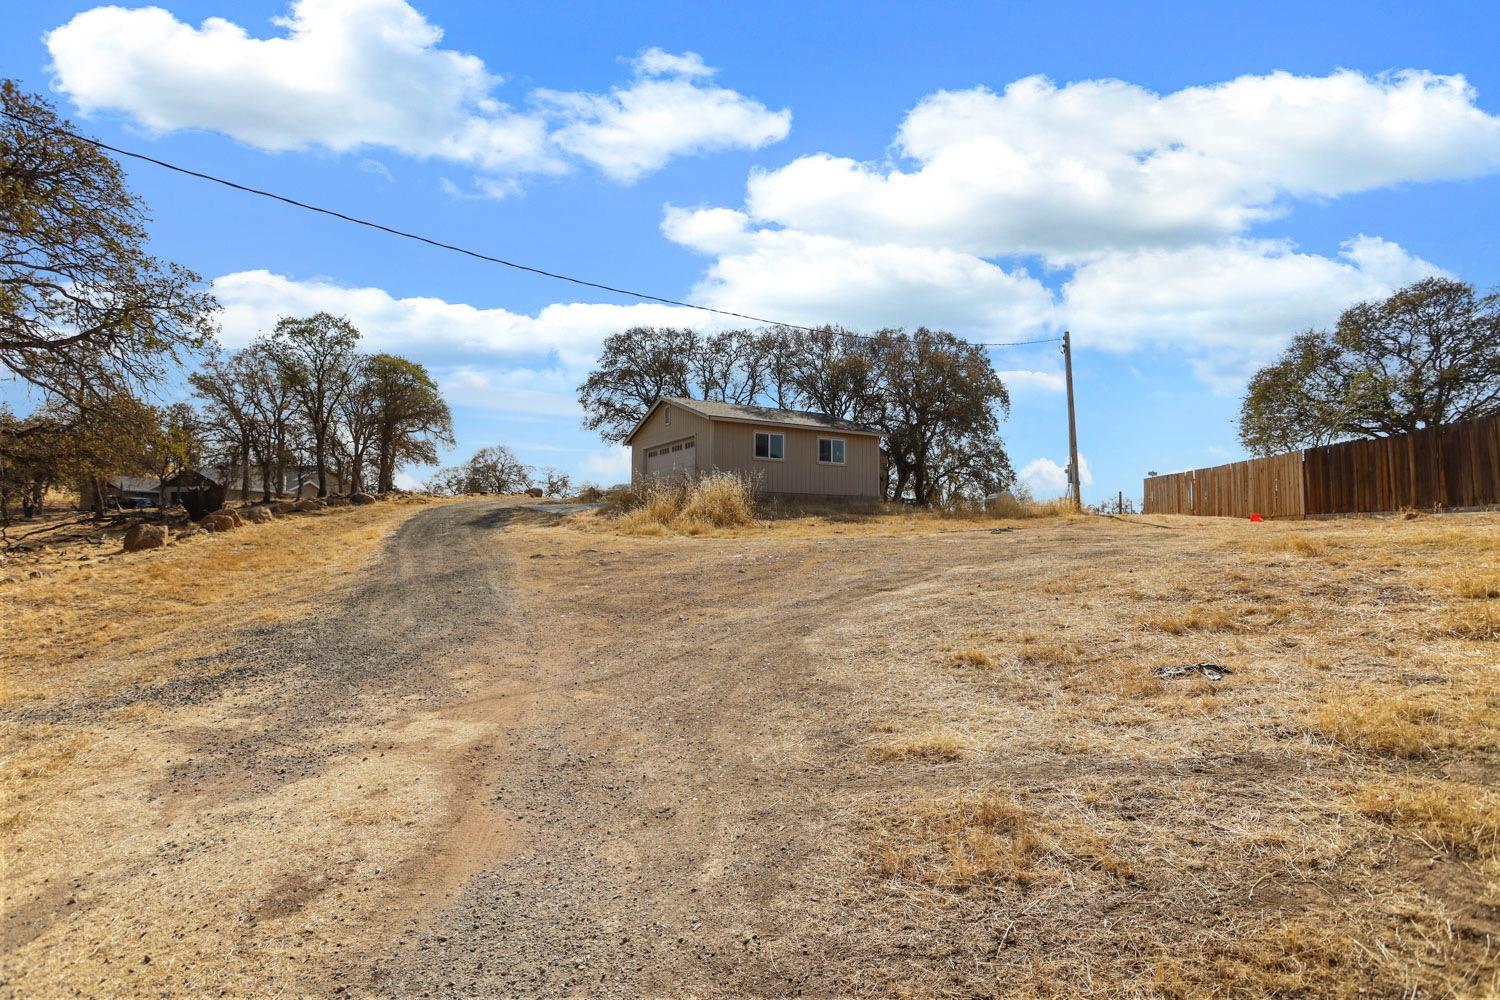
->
[[1062, 330, 1081, 510]]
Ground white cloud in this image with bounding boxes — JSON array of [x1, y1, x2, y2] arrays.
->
[[358, 158, 394, 182], [1020, 455, 1092, 497], [1061, 235, 1446, 383], [662, 207, 1054, 336], [997, 369, 1065, 392], [437, 365, 583, 420], [739, 70, 1500, 258], [46, 0, 556, 172], [648, 68, 1496, 389], [540, 51, 790, 182], [582, 446, 632, 485], [211, 269, 718, 367], [45, 1, 786, 185], [633, 47, 714, 79]]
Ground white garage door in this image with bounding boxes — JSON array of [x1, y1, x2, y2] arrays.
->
[[645, 438, 696, 479]]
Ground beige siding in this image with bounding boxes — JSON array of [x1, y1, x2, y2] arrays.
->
[[709, 422, 880, 498], [629, 402, 711, 483]]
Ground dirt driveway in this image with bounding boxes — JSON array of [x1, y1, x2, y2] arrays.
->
[[3, 499, 1495, 998]]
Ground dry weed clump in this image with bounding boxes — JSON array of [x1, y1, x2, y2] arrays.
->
[[1197, 921, 1359, 999], [874, 792, 1037, 887], [605, 473, 758, 533], [1437, 600, 1497, 641], [1356, 779, 1500, 859], [1134, 604, 1242, 634], [947, 648, 997, 669], [1312, 688, 1455, 758], [1015, 640, 1086, 666], [873, 729, 968, 762], [872, 791, 1132, 889], [1447, 569, 1500, 599], [1272, 534, 1335, 557]]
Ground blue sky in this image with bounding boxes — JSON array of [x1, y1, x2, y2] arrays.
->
[[5, 0, 1499, 500]]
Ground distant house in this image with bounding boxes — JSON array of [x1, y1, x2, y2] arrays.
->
[[624, 397, 882, 500], [82, 466, 354, 510], [80, 475, 161, 510], [161, 469, 220, 506], [196, 466, 350, 500]]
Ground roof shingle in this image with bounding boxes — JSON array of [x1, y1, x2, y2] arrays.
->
[[661, 397, 880, 435]]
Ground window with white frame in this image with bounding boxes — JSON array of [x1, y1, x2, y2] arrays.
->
[[818, 437, 846, 465], [753, 431, 784, 460]]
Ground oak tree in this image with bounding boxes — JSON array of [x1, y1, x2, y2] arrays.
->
[[1240, 278, 1500, 454], [1, 81, 217, 406]]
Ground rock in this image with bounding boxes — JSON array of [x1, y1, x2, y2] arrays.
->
[[294, 499, 321, 513], [271, 501, 298, 515], [200, 512, 238, 532], [241, 506, 275, 524], [349, 492, 376, 506], [525, 487, 544, 498], [123, 524, 169, 551], [325, 496, 352, 508], [212, 508, 244, 527]]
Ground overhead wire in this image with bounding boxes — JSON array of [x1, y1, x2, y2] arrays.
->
[[1, 107, 1063, 351]]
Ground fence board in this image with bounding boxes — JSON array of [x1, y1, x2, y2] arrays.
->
[[1143, 451, 1303, 518], [1142, 414, 1500, 518], [1302, 412, 1500, 514]]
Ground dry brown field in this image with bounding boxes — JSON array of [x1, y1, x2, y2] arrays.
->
[[2, 499, 1495, 997]]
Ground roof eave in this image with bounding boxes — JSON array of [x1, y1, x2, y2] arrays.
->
[[624, 396, 882, 442], [690, 412, 882, 437]]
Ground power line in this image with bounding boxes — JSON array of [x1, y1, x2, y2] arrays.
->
[[2, 107, 1062, 351]]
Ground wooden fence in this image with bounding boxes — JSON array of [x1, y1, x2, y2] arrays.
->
[[1143, 413, 1500, 518]]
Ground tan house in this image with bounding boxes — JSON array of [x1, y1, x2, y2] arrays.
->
[[624, 397, 883, 499]]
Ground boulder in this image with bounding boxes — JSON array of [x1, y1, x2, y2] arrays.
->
[[271, 501, 298, 515], [325, 496, 352, 508], [200, 512, 238, 532], [349, 492, 376, 506], [293, 499, 321, 513], [241, 506, 274, 524], [123, 523, 169, 552], [214, 508, 245, 528], [525, 487, 544, 498]]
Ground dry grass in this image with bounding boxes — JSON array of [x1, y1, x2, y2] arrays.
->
[[947, 647, 996, 669], [605, 472, 759, 534], [1356, 779, 1500, 859], [934, 494, 1073, 521], [873, 729, 968, 761], [0, 499, 442, 704], [1438, 600, 1498, 640], [1312, 687, 1466, 757], [581, 481, 1080, 539], [778, 511, 1500, 997], [1447, 568, 1500, 599], [1134, 604, 1242, 634], [7, 502, 1497, 997], [0, 496, 484, 997], [872, 790, 1133, 890]]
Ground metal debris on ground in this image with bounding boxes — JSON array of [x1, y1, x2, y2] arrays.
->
[[1153, 662, 1232, 681]]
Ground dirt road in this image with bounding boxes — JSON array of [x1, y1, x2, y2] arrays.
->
[[5, 500, 1495, 998], [350, 497, 943, 997], [5, 497, 933, 996]]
